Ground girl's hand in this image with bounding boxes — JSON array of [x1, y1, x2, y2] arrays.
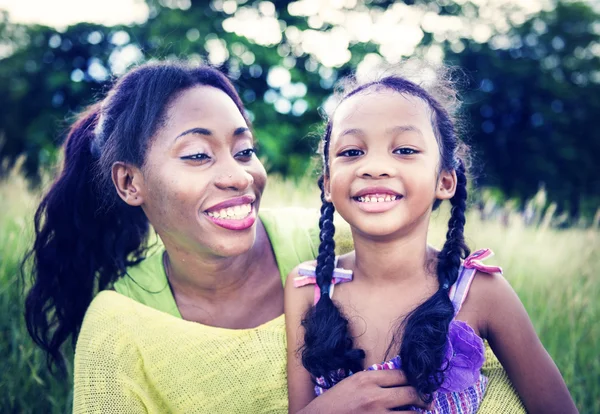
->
[[296, 369, 433, 414]]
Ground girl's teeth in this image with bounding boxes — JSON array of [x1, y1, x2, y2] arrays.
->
[[357, 195, 398, 203]]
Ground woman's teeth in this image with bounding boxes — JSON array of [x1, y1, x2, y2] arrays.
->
[[356, 195, 400, 203], [207, 203, 252, 219]]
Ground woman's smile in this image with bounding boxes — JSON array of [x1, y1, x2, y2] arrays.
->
[[204, 195, 257, 230]]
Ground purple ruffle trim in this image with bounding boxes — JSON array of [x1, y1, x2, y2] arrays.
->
[[363, 320, 485, 394], [439, 320, 485, 393]]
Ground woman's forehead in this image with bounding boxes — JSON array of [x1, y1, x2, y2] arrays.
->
[[165, 85, 246, 127]]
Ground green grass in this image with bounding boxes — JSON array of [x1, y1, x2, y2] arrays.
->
[[2, 172, 599, 412]]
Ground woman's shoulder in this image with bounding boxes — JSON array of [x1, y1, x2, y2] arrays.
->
[[79, 291, 153, 337], [75, 291, 153, 372]]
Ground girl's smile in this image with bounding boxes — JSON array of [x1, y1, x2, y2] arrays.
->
[[352, 186, 403, 213]]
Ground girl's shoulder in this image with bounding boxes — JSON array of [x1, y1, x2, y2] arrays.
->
[[287, 256, 354, 304], [456, 249, 518, 338]]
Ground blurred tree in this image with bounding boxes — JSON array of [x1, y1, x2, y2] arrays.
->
[[0, 14, 129, 179], [446, 1, 600, 216], [0, 1, 598, 216]]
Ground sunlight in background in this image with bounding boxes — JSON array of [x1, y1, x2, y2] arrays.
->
[[4, 0, 596, 116], [0, 0, 149, 28], [0, 0, 555, 73]]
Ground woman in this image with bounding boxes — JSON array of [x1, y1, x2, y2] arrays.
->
[[24, 61, 432, 413]]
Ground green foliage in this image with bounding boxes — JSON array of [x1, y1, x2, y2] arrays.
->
[[0, 171, 73, 413], [445, 2, 600, 217]]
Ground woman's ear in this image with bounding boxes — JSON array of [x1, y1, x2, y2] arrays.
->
[[323, 175, 332, 203], [435, 169, 457, 201], [112, 162, 145, 207]]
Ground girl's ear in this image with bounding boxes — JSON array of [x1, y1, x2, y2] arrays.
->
[[323, 174, 332, 203], [112, 162, 145, 206], [436, 169, 457, 201]]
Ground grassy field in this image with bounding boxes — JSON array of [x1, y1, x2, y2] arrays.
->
[[1, 172, 599, 413]]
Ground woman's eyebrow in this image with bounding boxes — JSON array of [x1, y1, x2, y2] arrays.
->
[[175, 127, 212, 141], [233, 127, 251, 136]]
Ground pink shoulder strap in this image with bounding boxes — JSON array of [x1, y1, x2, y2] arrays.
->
[[293, 259, 353, 305], [449, 248, 502, 315]]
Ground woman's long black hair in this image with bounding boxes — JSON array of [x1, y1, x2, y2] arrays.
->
[[301, 70, 470, 403], [22, 61, 249, 373]]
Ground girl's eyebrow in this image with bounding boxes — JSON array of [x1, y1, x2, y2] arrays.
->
[[338, 128, 366, 139], [387, 125, 424, 137]]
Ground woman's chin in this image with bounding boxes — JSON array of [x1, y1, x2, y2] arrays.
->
[[203, 232, 257, 258]]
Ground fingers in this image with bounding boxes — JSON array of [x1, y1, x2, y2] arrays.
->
[[355, 369, 410, 388], [378, 386, 433, 411]]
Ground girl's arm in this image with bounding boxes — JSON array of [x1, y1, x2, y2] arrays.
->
[[471, 271, 578, 413], [285, 264, 432, 414]]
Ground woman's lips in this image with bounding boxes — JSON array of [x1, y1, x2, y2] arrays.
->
[[206, 209, 257, 230], [204, 201, 256, 230]]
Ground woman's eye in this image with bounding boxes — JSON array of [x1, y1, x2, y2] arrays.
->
[[339, 149, 364, 157], [236, 148, 256, 159], [394, 148, 419, 155], [181, 153, 210, 161]]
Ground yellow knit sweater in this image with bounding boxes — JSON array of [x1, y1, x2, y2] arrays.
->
[[74, 290, 290, 413], [73, 208, 525, 413]]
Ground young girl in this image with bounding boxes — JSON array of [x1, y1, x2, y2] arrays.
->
[[285, 66, 577, 413]]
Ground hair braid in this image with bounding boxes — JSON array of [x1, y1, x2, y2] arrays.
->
[[437, 159, 470, 289], [300, 174, 365, 387]]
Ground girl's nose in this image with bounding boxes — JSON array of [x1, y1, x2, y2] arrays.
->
[[356, 153, 395, 178]]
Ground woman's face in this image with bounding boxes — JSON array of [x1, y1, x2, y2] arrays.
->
[[138, 85, 267, 258]]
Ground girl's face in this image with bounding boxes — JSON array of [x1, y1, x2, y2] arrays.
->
[[136, 85, 267, 258], [325, 88, 456, 239]]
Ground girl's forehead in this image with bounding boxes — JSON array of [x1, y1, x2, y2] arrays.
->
[[331, 89, 433, 135]]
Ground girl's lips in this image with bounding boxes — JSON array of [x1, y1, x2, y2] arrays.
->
[[353, 196, 403, 213], [205, 206, 257, 230]]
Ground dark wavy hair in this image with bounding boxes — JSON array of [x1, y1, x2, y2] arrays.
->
[[301, 65, 470, 403], [22, 61, 248, 373]]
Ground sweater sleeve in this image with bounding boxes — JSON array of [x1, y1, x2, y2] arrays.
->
[[72, 292, 157, 414]]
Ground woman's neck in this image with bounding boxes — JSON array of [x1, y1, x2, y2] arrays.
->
[[161, 220, 272, 303]]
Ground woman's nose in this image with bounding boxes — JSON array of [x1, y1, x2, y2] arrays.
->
[[214, 161, 254, 191]]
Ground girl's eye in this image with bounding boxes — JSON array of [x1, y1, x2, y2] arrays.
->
[[181, 153, 210, 161], [339, 149, 364, 157], [236, 147, 256, 159], [394, 148, 419, 155]]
